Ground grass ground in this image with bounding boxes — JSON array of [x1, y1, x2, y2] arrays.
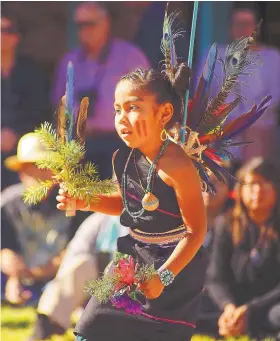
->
[[1, 305, 276, 341]]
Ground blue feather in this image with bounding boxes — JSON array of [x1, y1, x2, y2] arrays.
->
[[193, 160, 216, 195], [65, 62, 74, 142], [202, 154, 237, 184], [190, 43, 218, 130]]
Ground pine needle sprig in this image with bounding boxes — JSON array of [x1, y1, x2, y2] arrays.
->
[[34, 122, 59, 151], [36, 152, 65, 171], [22, 123, 117, 206], [23, 180, 54, 205], [134, 264, 157, 283], [84, 273, 120, 303]]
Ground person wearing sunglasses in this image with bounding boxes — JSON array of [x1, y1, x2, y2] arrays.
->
[[52, 2, 150, 181]]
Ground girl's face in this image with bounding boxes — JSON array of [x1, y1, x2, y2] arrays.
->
[[114, 80, 172, 149], [241, 172, 277, 213]]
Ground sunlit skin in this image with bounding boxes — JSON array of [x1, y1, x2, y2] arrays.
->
[[57, 80, 207, 299], [218, 172, 277, 337]]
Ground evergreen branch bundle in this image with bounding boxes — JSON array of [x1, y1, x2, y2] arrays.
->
[[23, 122, 117, 206]]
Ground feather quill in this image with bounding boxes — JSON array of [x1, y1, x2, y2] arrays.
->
[[56, 95, 66, 143], [161, 3, 183, 82], [76, 97, 89, 147]]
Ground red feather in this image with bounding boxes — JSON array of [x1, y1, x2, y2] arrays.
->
[[223, 104, 257, 138], [199, 132, 221, 144], [204, 150, 222, 162]]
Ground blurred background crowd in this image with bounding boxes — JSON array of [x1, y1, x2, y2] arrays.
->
[[1, 1, 280, 340]]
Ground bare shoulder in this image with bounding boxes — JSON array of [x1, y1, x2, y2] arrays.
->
[[159, 143, 196, 186], [163, 142, 193, 171]]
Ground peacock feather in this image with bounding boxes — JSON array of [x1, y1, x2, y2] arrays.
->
[[160, 2, 184, 83]]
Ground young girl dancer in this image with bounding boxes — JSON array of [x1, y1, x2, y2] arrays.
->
[[57, 62, 208, 341], [57, 5, 271, 340]]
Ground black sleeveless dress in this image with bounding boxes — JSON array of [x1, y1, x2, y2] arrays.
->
[[74, 146, 208, 341]]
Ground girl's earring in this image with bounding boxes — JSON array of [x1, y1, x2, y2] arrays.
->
[[160, 129, 168, 141]]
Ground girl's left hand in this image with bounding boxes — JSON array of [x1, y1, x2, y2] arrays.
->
[[138, 275, 164, 299]]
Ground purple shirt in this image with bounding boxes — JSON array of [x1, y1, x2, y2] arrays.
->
[[52, 39, 150, 132]]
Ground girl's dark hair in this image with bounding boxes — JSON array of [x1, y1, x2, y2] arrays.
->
[[231, 157, 280, 245], [119, 63, 191, 128]]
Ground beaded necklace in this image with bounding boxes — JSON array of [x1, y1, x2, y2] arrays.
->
[[121, 140, 169, 218]]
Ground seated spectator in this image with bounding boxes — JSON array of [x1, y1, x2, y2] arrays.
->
[[52, 1, 150, 180], [206, 157, 280, 339], [1, 14, 48, 190], [29, 213, 129, 341], [1, 133, 88, 306], [196, 167, 236, 334]]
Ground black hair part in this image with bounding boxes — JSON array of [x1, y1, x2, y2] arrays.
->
[[119, 63, 190, 128]]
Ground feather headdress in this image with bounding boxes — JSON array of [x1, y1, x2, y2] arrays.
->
[[161, 3, 272, 194]]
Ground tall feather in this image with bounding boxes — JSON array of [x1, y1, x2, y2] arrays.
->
[[198, 97, 240, 134], [189, 43, 218, 130], [56, 95, 66, 143], [222, 95, 272, 139], [160, 3, 183, 83], [65, 62, 74, 142], [202, 154, 237, 184], [198, 31, 262, 131], [75, 97, 89, 147], [193, 160, 216, 195]]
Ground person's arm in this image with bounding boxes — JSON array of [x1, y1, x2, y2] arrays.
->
[[29, 250, 66, 281], [139, 151, 207, 299], [244, 281, 280, 336], [206, 222, 236, 310], [158, 153, 207, 276], [247, 281, 280, 313]]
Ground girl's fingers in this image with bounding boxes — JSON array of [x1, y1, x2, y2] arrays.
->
[[56, 195, 68, 203], [57, 203, 67, 210], [58, 188, 69, 196]]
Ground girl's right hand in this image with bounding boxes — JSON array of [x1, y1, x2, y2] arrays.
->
[[56, 188, 85, 211]]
